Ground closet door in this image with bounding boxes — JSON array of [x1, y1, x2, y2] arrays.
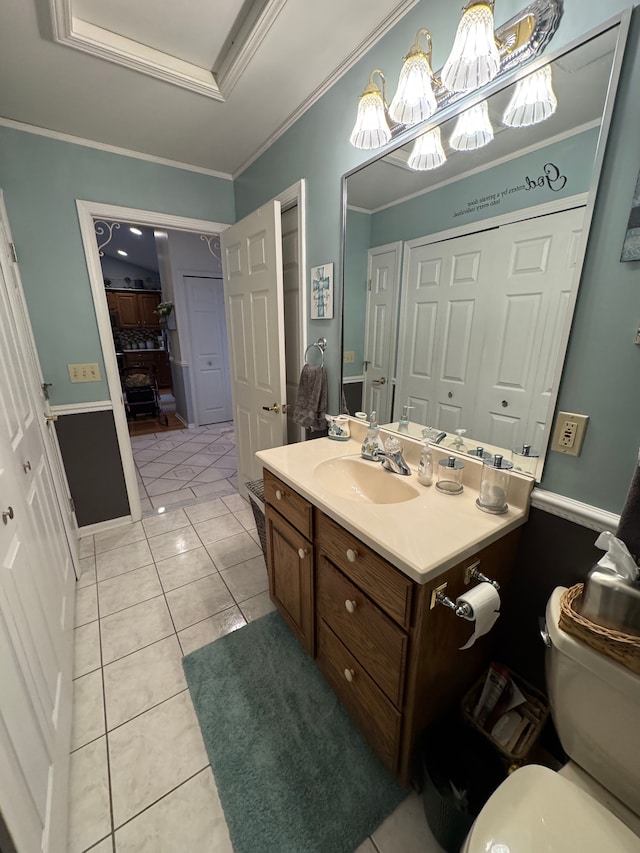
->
[[472, 206, 586, 449], [395, 230, 491, 434]]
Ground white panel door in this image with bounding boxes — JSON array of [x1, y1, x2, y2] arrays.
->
[[221, 202, 286, 494], [473, 206, 585, 448], [185, 276, 233, 425], [396, 231, 490, 434], [0, 237, 74, 852], [363, 242, 402, 422]]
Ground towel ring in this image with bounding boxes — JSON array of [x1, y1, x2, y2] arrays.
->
[[304, 337, 326, 367]]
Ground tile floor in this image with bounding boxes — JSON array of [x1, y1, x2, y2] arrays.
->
[[131, 422, 239, 513], [69, 424, 445, 853]]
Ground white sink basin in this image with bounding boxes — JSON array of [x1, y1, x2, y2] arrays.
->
[[313, 456, 420, 504]]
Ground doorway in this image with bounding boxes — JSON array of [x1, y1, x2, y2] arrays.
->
[[78, 184, 306, 523]]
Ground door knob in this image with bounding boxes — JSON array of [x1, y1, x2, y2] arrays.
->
[[501, 400, 509, 408], [2, 507, 14, 524], [262, 403, 281, 413], [22, 461, 31, 473], [44, 414, 58, 423], [298, 548, 307, 560], [372, 377, 386, 386]]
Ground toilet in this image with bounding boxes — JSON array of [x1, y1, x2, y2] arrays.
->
[[462, 586, 640, 852]]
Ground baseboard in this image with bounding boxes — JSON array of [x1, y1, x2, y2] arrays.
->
[[78, 515, 133, 538], [175, 412, 195, 428]]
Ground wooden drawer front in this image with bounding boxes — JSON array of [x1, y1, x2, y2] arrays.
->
[[264, 470, 313, 539], [265, 507, 313, 655], [317, 556, 407, 708], [317, 621, 401, 772], [316, 512, 413, 629]]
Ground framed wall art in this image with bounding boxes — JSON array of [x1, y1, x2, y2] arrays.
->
[[310, 263, 333, 319]]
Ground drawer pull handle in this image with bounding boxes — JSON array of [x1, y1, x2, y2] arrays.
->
[[344, 668, 355, 683], [298, 548, 307, 560], [344, 599, 356, 614], [346, 548, 358, 563], [275, 489, 283, 500]]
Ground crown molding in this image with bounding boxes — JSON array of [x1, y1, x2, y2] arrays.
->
[[0, 116, 233, 180], [233, 0, 421, 178]]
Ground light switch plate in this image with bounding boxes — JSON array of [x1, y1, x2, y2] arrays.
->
[[551, 411, 589, 456], [343, 351, 355, 364], [68, 363, 101, 383]]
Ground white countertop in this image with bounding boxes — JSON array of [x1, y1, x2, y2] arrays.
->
[[256, 422, 533, 585]]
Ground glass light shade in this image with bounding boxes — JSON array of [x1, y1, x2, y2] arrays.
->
[[441, 3, 501, 93], [350, 86, 391, 150], [450, 100, 494, 151], [389, 50, 437, 125], [408, 127, 447, 171], [503, 65, 557, 127]]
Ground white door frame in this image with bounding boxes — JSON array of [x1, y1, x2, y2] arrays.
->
[[275, 180, 307, 442], [76, 201, 231, 524]]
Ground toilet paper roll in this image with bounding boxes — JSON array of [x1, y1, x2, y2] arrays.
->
[[456, 582, 501, 650]]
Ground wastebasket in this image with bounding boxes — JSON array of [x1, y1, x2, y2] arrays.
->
[[422, 717, 506, 853]]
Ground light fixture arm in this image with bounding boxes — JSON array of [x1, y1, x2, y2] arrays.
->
[[407, 28, 433, 66], [363, 69, 387, 103]]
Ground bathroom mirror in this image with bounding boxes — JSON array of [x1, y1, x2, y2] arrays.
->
[[341, 19, 627, 480]]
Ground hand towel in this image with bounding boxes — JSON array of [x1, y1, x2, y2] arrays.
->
[[616, 448, 640, 559], [293, 364, 327, 431]]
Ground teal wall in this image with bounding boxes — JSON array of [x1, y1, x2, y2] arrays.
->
[[0, 127, 235, 405], [370, 127, 598, 245], [235, 1, 640, 514]]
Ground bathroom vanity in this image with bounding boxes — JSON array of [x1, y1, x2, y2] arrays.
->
[[257, 425, 532, 784]]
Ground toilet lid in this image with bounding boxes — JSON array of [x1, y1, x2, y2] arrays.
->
[[465, 765, 640, 852]]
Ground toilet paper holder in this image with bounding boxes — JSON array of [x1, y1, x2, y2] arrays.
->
[[430, 561, 500, 614]]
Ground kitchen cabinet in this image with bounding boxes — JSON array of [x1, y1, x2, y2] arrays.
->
[[106, 290, 161, 328], [122, 350, 171, 387], [263, 468, 520, 784]]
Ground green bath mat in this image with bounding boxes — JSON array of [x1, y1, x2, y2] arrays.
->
[[182, 611, 406, 853]]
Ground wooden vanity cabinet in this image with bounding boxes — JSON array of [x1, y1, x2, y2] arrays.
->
[[262, 467, 521, 784], [264, 471, 314, 655]]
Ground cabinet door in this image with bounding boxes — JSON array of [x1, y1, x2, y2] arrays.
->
[[155, 353, 171, 387], [265, 505, 313, 655], [115, 292, 140, 327], [137, 293, 161, 327]]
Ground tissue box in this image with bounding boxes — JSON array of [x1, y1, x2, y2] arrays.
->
[[579, 567, 640, 636]]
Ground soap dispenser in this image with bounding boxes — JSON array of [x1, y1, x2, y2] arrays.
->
[[417, 439, 433, 486], [398, 404, 414, 433], [361, 411, 383, 460]]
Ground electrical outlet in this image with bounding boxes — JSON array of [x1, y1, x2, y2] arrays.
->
[[68, 363, 101, 383], [551, 411, 589, 456], [343, 351, 355, 364]]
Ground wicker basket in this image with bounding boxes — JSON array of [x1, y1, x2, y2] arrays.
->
[[246, 479, 267, 561], [559, 584, 640, 676], [462, 668, 549, 763]]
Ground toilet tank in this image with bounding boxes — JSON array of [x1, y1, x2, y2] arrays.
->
[[546, 587, 640, 817]]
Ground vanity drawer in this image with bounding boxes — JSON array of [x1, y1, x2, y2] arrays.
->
[[264, 469, 313, 539], [316, 512, 413, 629], [317, 620, 401, 772], [317, 556, 407, 708]]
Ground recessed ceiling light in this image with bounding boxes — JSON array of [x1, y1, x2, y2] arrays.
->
[[117, 249, 128, 257], [129, 227, 143, 236]]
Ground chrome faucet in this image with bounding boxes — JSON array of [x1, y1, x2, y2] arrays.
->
[[375, 448, 411, 476]]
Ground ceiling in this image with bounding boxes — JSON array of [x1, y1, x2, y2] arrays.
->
[[0, 0, 418, 176]]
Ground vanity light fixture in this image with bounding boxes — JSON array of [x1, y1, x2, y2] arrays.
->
[[129, 226, 143, 236], [502, 63, 557, 127], [450, 100, 494, 151], [349, 70, 393, 150], [407, 126, 447, 171], [349, 0, 562, 149], [441, 1, 501, 93], [389, 29, 438, 125], [117, 249, 128, 257]]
